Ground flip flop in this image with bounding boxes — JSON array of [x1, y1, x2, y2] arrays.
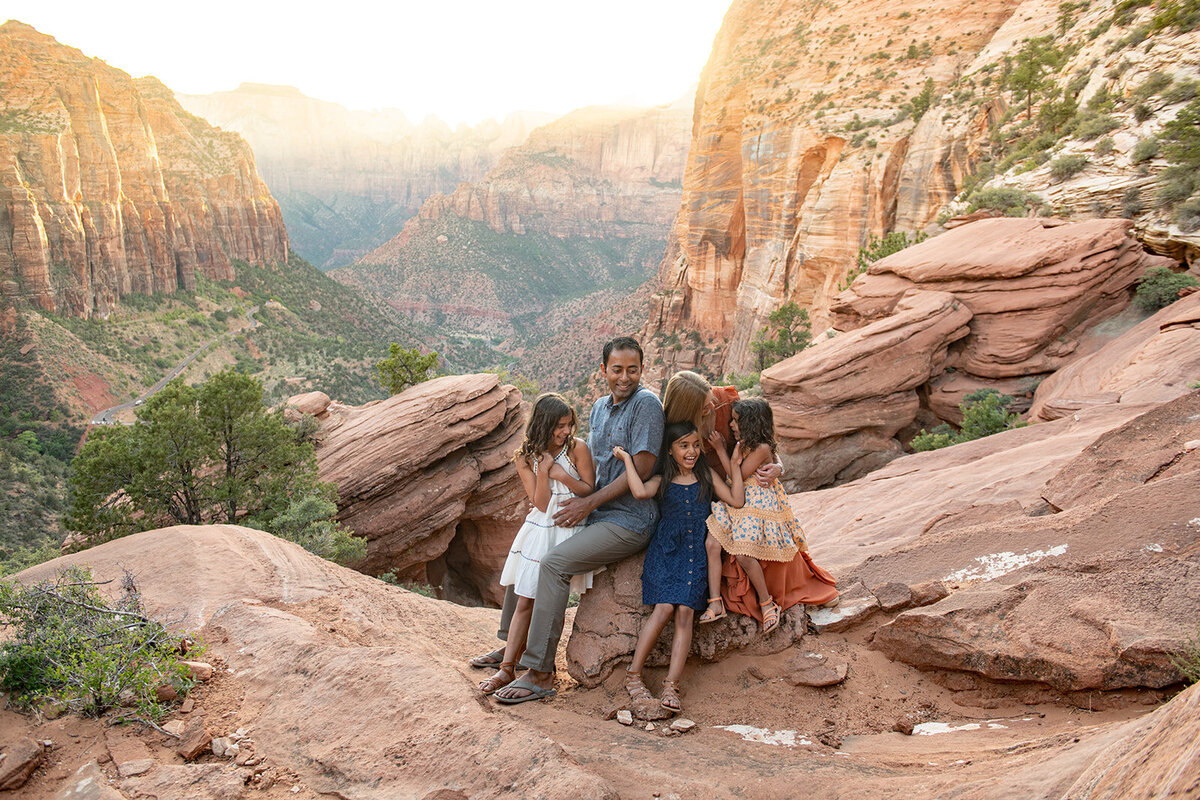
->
[[468, 647, 505, 669], [494, 678, 557, 705]]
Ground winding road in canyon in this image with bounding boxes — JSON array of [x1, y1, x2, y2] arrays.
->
[[89, 305, 260, 426]]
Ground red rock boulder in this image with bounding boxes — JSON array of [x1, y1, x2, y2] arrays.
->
[[311, 374, 526, 606]]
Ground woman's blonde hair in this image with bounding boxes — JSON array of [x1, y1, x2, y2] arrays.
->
[[662, 371, 714, 438]]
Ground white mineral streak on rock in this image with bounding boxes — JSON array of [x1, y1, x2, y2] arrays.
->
[[942, 545, 1069, 583]]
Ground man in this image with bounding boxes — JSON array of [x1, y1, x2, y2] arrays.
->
[[483, 336, 664, 703]]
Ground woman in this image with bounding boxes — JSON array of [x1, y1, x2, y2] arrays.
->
[[661, 371, 838, 622]]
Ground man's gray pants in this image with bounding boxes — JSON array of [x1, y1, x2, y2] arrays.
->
[[496, 520, 649, 673]]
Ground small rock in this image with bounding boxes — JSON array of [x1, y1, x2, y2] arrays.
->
[[97, 751, 112, 764], [893, 716, 917, 735], [600, 706, 619, 721], [60, 761, 125, 800], [225, 743, 240, 758], [182, 661, 214, 682], [0, 737, 43, 791], [106, 732, 154, 778], [155, 684, 179, 702], [179, 697, 195, 714], [909, 580, 951, 608], [784, 651, 849, 687], [644, 723, 655, 732], [746, 665, 767, 681], [235, 750, 256, 766], [1184, 439, 1199, 451], [808, 584, 881, 632], [162, 720, 185, 737], [616, 710, 634, 726], [669, 718, 696, 733], [872, 581, 913, 612], [211, 737, 233, 757], [175, 719, 212, 761]]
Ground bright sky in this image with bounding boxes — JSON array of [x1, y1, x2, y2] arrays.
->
[[5, 1, 732, 124]]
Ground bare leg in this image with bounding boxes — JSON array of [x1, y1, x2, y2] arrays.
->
[[630, 604, 675, 674], [666, 606, 694, 682], [735, 554, 771, 603], [700, 536, 726, 622], [479, 595, 531, 693]]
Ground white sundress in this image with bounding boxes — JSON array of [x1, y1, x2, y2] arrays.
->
[[500, 444, 595, 598]]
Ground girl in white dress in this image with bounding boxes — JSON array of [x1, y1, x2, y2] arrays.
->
[[479, 393, 595, 695]]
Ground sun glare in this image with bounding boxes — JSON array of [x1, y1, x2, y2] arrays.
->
[[3, 0, 731, 123]]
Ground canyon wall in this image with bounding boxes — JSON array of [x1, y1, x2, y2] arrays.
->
[[177, 84, 552, 267], [644, 0, 1200, 376], [0, 22, 287, 319]]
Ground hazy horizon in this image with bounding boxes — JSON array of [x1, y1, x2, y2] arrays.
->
[[4, 1, 731, 125]]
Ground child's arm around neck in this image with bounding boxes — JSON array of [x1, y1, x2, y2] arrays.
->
[[613, 445, 662, 500]]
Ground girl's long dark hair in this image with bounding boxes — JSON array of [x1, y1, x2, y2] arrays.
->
[[732, 397, 777, 459], [658, 420, 714, 503], [514, 393, 575, 462]]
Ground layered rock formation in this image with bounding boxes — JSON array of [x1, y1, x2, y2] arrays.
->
[[16, 525, 616, 799], [760, 217, 1173, 489], [642, 0, 1200, 376], [0, 22, 287, 319], [866, 392, 1200, 692], [1029, 291, 1200, 420], [12, 522, 1200, 798], [300, 374, 525, 606], [177, 83, 552, 267]]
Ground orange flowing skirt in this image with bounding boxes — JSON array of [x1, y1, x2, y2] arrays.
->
[[720, 551, 838, 622]]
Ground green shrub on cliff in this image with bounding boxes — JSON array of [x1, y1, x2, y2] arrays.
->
[[1134, 266, 1200, 311], [376, 344, 440, 395], [911, 389, 1026, 451], [0, 565, 199, 720], [751, 303, 812, 370]]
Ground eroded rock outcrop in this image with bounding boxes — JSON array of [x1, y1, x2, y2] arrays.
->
[[0, 22, 288, 319], [16, 526, 616, 799], [761, 289, 972, 490], [1030, 291, 1200, 421], [796, 391, 1200, 692], [832, 218, 1176, 382], [308, 374, 525, 606], [758, 218, 1173, 485], [566, 552, 808, 688]]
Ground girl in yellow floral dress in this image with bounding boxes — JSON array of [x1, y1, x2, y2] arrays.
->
[[704, 398, 801, 634]]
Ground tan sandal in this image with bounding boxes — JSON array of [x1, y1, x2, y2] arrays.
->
[[625, 670, 653, 704], [478, 662, 516, 695], [660, 679, 682, 713], [699, 596, 727, 624], [760, 598, 782, 635]]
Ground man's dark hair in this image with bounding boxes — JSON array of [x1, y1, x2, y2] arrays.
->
[[602, 336, 644, 366]]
